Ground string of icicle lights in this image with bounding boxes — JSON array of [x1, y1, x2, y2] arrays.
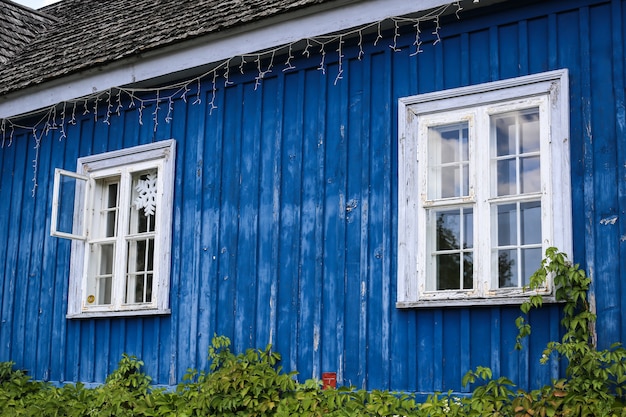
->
[[0, 1, 464, 195]]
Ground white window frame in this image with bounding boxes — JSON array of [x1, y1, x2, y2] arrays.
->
[[51, 140, 176, 318], [397, 70, 571, 308]]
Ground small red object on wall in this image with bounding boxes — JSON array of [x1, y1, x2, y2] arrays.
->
[[322, 372, 336, 389]]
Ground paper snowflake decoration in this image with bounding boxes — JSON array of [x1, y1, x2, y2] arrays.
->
[[134, 171, 158, 216]]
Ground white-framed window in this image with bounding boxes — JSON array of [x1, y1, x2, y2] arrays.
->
[[397, 70, 571, 308], [51, 140, 176, 318]]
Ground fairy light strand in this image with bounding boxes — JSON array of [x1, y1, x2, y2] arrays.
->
[[1, 2, 463, 194]]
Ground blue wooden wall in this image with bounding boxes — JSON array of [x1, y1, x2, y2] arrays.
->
[[0, 0, 624, 394]]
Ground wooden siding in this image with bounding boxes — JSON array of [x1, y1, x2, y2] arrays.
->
[[0, 0, 624, 394]]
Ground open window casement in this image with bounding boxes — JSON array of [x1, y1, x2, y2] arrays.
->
[[51, 140, 175, 318], [51, 168, 89, 240]]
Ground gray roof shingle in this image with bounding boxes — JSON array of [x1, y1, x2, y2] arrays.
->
[[0, 0, 337, 96], [0, 0, 56, 66]]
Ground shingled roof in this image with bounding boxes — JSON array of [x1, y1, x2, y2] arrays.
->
[[0, 0, 56, 66], [0, 0, 338, 96]]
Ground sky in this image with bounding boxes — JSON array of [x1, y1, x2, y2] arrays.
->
[[12, 0, 61, 9]]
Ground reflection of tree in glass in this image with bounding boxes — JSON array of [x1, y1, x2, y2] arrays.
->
[[435, 215, 513, 290], [436, 214, 464, 290], [498, 251, 515, 287]]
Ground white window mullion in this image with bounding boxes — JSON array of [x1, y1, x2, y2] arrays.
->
[[151, 163, 164, 304], [115, 168, 132, 309], [475, 106, 492, 297]]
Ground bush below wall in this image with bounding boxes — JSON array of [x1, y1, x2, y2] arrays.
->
[[1, 249, 625, 417]]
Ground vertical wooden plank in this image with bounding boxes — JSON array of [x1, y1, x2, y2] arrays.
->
[[357, 53, 372, 389], [517, 20, 529, 75], [186, 90, 207, 367], [79, 320, 96, 382], [416, 310, 434, 392], [0, 132, 27, 366], [279, 70, 305, 372], [195, 88, 225, 373], [49, 119, 81, 383], [0, 136, 9, 364], [589, 3, 620, 348], [527, 17, 549, 73], [442, 35, 462, 89], [469, 29, 490, 85], [141, 318, 160, 381], [13, 134, 41, 369], [557, 10, 584, 262], [321, 59, 347, 382], [489, 26, 500, 81], [389, 46, 413, 391], [577, 6, 597, 341], [417, 43, 437, 94], [255, 76, 280, 349], [498, 24, 519, 79], [614, 0, 626, 345], [177, 88, 206, 374], [32, 131, 55, 381], [500, 307, 522, 387], [469, 309, 491, 378], [217, 85, 243, 342], [343, 54, 364, 387], [313, 68, 327, 380], [296, 67, 324, 381], [490, 308, 501, 378], [441, 309, 460, 390], [166, 94, 190, 384], [234, 81, 262, 353], [23, 133, 51, 378], [366, 49, 394, 389], [94, 319, 111, 382]]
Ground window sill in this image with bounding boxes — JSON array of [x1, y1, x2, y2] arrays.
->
[[66, 308, 171, 319], [396, 295, 558, 309]]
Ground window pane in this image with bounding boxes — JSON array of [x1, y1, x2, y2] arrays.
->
[[497, 158, 517, 196], [497, 204, 517, 246], [98, 277, 112, 305], [436, 210, 460, 250], [100, 243, 114, 275], [126, 238, 154, 304], [493, 109, 541, 198], [498, 249, 517, 288], [436, 254, 461, 290], [431, 207, 473, 291], [147, 239, 154, 270], [521, 201, 541, 244], [146, 274, 153, 303], [87, 242, 114, 305], [131, 170, 158, 234], [463, 253, 473, 289], [96, 181, 119, 238], [521, 247, 542, 287], [520, 156, 540, 193], [496, 115, 516, 156], [463, 209, 473, 249], [520, 111, 540, 153], [428, 122, 469, 199]]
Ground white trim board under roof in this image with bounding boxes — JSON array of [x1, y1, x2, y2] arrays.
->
[[0, 0, 484, 120]]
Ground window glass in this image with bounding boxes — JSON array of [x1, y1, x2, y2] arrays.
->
[[430, 207, 473, 290], [428, 123, 469, 199]]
